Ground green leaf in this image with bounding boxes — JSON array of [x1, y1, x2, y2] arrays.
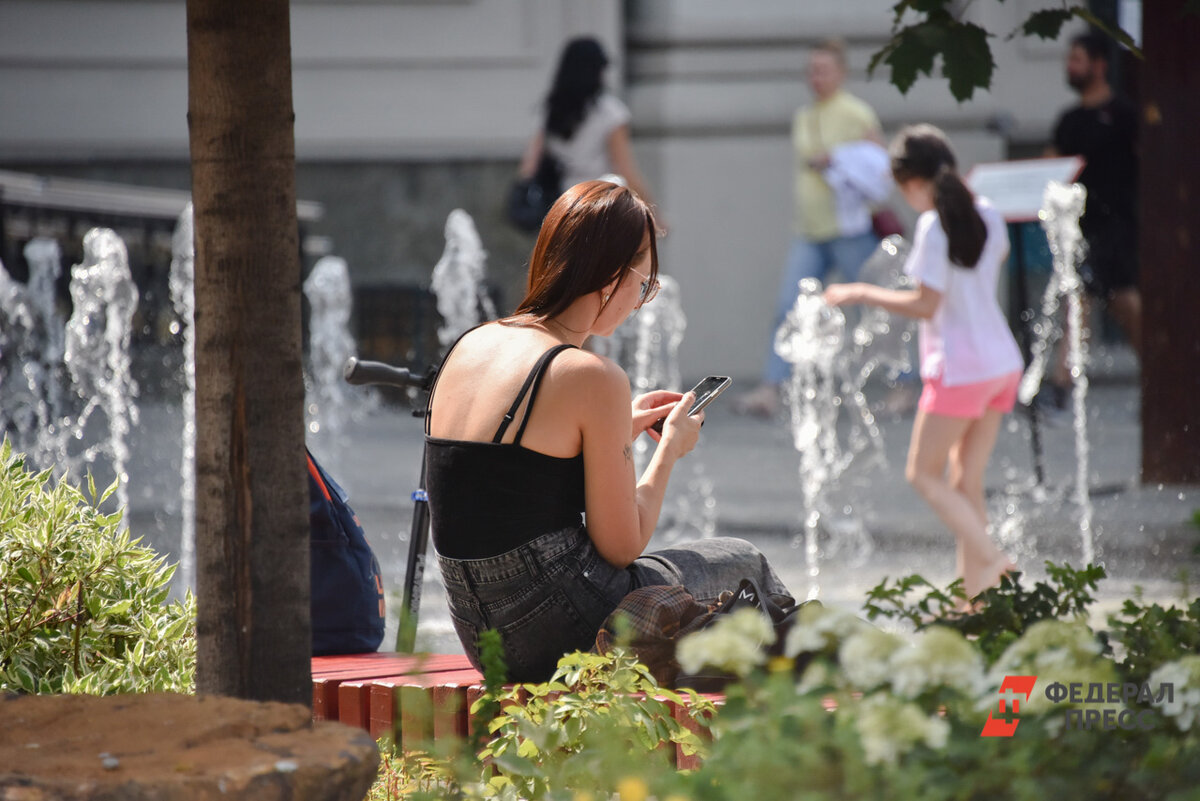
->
[[877, 23, 943, 94], [942, 21, 994, 102], [1015, 8, 1074, 40], [16, 665, 36, 693], [106, 599, 133, 618], [16, 566, 37, 584], [491, 752, 541, 778], [895, 0, 955, 14]]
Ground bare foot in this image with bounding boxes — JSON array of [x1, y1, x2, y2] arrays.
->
[[965, 556, 1016, 600]]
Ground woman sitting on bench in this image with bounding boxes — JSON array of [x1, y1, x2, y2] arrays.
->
[[425, 179, 793, 681]]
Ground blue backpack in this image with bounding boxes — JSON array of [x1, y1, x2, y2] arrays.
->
[[307, 448, 386, 655]]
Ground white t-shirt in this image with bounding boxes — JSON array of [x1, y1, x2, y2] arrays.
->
[[544, 93, 632, 190], [904, 197, 1024, 386]]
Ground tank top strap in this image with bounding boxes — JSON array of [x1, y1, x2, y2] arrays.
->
[[424, 323, 489, 436], [492, 343, 577, 445]]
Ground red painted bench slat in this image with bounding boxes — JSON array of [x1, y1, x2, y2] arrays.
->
[[366, 668, 484, 743], [312, 654, 724, 770], [312, 652, 472, 677], [312, 653, 474, 720]]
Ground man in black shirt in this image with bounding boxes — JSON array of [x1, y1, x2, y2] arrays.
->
[[1045, 31, 1141, 408]]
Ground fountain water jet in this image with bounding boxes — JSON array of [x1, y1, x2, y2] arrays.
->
[[1031, 181, 1094, 564], [303, 255, 363, 472], [772, 238, 921, 596], [617, 275, 718, 541], [430, 209, 496, 349], [62, 228, 140, 519], [168, 204, 197, 590], [775, 278, 849, 599]]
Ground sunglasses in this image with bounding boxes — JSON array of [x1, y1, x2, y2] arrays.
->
[[630, 267, 660, 307]]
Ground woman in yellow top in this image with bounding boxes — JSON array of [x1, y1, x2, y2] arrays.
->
[[737, 39, 884, 417]]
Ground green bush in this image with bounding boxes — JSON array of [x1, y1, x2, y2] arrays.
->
[[0, 439, 195, 694], [371, 562, 1200, 801], [373, 646, 712, 801]]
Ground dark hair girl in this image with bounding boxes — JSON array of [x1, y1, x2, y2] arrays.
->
[[545, 37, 610, 140], [823, 127, 1026, 603], [516, 40, 657, 215], [889, 124, 987, 267]]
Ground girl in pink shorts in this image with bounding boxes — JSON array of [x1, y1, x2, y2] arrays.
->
[[824, 124, 1024, 601]]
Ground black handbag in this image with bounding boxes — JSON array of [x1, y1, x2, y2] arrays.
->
[[507, 150, 563, 233]]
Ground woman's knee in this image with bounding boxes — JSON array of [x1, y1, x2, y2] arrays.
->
[[905, 461, 939, 497], [952, 474, 982, 500]]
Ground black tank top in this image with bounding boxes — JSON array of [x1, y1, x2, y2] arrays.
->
[[424, 331, 585, 560]]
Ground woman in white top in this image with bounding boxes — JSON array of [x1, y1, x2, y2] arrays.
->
[[518, 37, 656, 210], [824, 124, 1023, 600]]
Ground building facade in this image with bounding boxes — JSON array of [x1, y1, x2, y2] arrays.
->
[[0, 0, 1087, 379]]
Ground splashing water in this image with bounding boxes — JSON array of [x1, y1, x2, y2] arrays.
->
[[430, 209, 496, 349], [0, 240, 69, 464], [25, 239, 67, 436], [627, 275, 686, 398], [772, 241, 916, 598], [616, 275, 719, 541], [62, 228, 140, 519], [0, 258, 43, 452], [168, 204, 197, 590], [775, 278, 849, 599], [852, 237, 916, 387], [303, 255, 360, 467], [1036, 181, 1094, 564]]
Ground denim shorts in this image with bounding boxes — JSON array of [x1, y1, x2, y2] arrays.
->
[[437, 526, 793, 682]]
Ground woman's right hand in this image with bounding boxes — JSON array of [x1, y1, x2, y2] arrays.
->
[[658, 391, 702, 459]]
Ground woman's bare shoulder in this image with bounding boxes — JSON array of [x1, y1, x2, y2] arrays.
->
[[556, 347, 628, 388]]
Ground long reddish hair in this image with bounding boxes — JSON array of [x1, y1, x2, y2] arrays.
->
[[507, 180, 658, 324]]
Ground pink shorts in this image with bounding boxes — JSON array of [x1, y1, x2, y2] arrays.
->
[[918, 370, 1022, 419]]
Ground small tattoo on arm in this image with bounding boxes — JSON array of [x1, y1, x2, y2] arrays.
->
[[623, 443, 633, 463]]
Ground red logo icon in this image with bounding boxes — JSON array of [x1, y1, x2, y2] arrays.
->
[[981, 675, 1038, 737]]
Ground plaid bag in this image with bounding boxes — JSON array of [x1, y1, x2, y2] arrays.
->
[[595, 579, 808, 690]]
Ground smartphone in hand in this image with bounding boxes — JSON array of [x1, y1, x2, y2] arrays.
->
[[650, 375, 732, 434]]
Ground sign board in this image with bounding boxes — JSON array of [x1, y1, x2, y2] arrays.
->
[[965, 157, 1085, 223]]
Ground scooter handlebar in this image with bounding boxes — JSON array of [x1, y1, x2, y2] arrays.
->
[[342, 357, 430, 390]]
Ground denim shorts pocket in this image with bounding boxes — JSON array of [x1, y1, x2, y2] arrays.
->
[[492, 589, 593, 682], [569, 549, 632, 623], [447, 608, 484, 672]]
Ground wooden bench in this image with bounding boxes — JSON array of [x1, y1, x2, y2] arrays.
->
[[311, 653, 722, 769]]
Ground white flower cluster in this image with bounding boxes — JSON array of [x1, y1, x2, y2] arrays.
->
[[889, 626, 986, 699], [853, 694, 950, 766], [783, 603, 869, 657], [985, 620, 1118, 715], [1148, 655, 1200, 732], [993, 620, 1101, 670], [676, 607, 776, 678], [837, 627, 905, 691]]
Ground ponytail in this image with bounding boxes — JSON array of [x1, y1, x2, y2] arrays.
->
[[890, 123, 988, 268], [933, 167, 987, 268]]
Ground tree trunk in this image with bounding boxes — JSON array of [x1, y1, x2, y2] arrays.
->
[[1140, 0, 1200, 484], [186, 0, 311, 703]]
